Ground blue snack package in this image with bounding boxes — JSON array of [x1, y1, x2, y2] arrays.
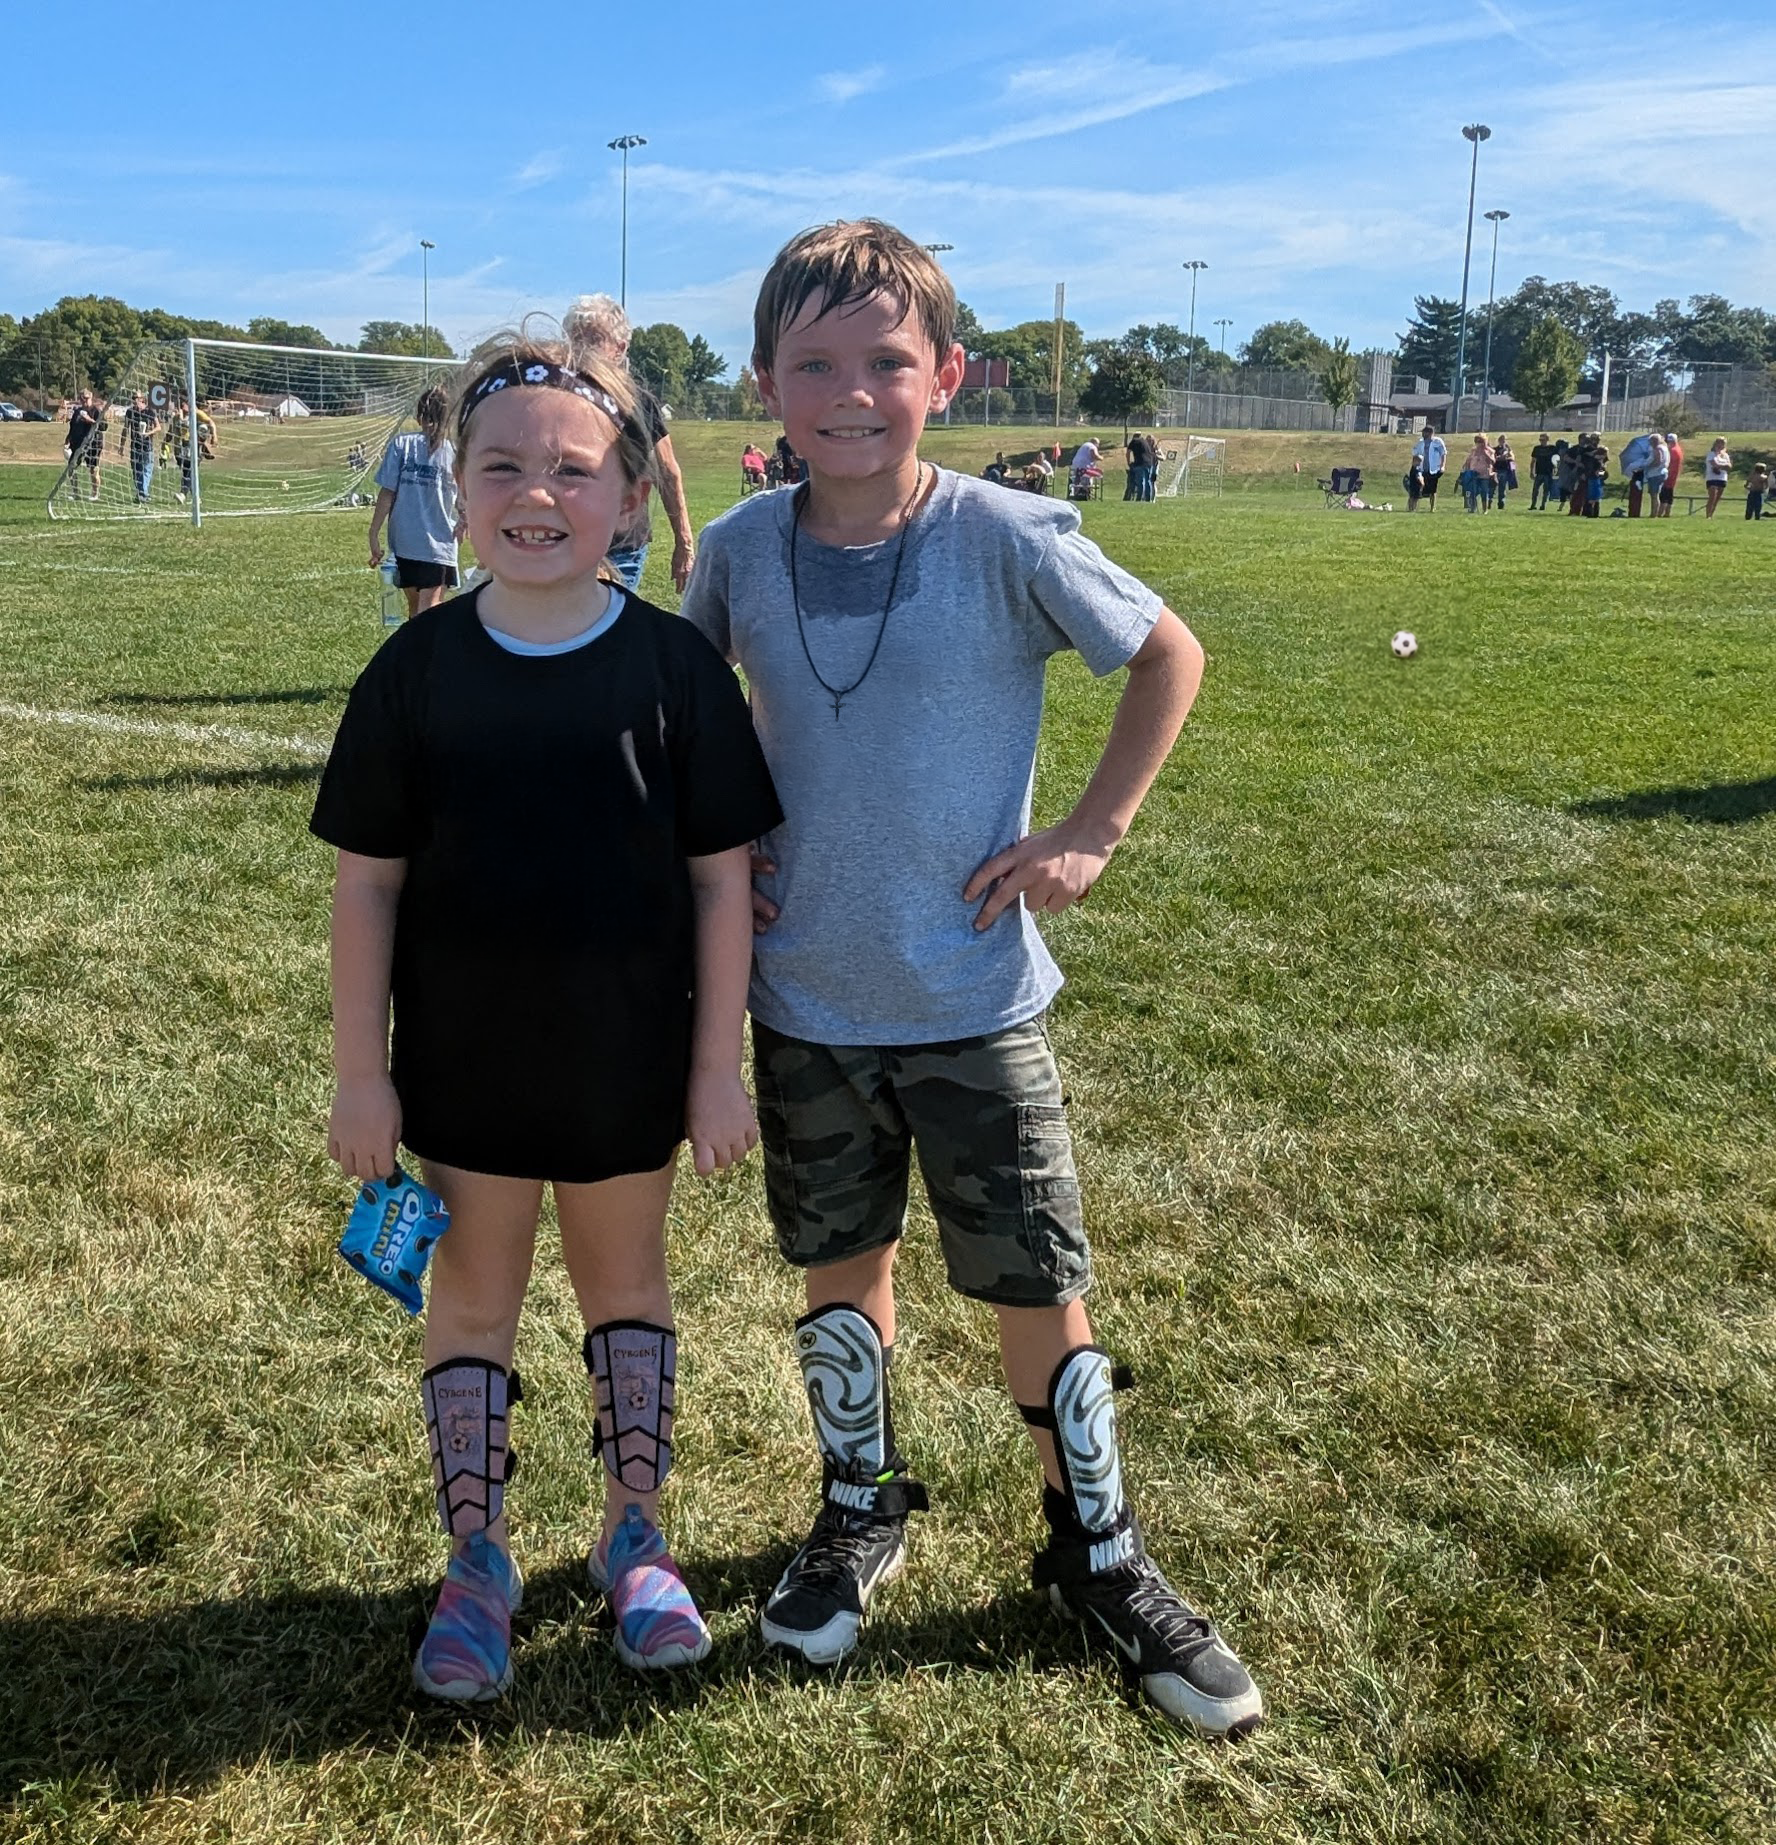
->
[[337, 1167, 450, 1315]]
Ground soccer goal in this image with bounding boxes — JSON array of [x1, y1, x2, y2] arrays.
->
[[46, 338, 453, 527], [1156, 435, 1225, 499]]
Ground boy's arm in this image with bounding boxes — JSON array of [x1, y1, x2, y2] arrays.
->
[[964, 607, 1204, 930], [684, 843, 759, 1175], [368, 488, 396, 565], [328, 849, 406, 1180]]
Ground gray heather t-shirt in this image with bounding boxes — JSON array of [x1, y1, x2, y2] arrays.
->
[[680, 467, 1162, 1045], [376, 432, 459, 566]]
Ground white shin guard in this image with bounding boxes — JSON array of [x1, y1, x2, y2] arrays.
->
[[795, 1304, 888, 1474], [422, 1358, 512, 1539]]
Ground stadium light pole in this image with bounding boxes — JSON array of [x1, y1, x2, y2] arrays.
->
[[420, 240, 435, 361], [1213, 317, 1232, 354], [1451, 123, 1491, 433], [608, 134, 648, 310], [1182, 260, 1208, 430], [1478, 209, 1509, 430]]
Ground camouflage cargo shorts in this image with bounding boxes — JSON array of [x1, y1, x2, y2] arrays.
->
[[751, 1016, 1092, 1308]]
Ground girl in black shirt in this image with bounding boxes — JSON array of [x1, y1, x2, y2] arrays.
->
[[311, 332, 781, 1701]]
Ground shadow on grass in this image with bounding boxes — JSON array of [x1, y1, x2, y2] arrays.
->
[[0, 1553, 1072, 1799], [105, 688, 348, 708], [80, 762, 324, 793], [1569, 775, 1776, 826]]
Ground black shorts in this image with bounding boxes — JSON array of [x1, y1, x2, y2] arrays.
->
[[1421, 470, 1442, 499], [394, 558, 459, 590], [1659, 483, 1675, 504]]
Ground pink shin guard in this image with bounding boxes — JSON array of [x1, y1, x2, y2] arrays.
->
[[584, 1321, 675, 1495], [422, 1358, 513, 1538]]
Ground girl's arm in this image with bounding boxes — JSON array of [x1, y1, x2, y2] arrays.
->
[[684, 843, 758, 1177], [368, 488, 396, 566], [328, 849, 407, 1180]]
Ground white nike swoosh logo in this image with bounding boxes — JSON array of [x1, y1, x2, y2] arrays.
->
[[1089, 1608, 1141, 1667]]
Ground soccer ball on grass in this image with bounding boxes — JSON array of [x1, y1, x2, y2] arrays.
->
[[1391, 630, 1418, 659]]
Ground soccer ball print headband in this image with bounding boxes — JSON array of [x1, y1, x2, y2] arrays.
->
[[459, 359, 638, 444]]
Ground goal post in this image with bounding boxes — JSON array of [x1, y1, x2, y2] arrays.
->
[[1156, 434, 1225, 499], [47, 338, 453, 527]]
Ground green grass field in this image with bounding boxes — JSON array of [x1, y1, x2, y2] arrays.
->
[[0, 441, 1772, 1844]]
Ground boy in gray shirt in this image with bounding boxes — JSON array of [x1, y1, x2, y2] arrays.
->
[[681, 219, 1261, 1738]]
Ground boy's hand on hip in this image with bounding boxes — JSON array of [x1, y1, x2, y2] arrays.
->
[[328, 1076, 402, 1182], [965, 821, 1113, 931], [750, 852, 779, 934], [686, 1070, 760, 1176]]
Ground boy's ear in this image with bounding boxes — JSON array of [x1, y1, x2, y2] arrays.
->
[[755, 363, 783, 419], [928, 341, 966, 416]]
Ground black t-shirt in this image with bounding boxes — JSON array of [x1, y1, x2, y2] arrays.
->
[[68, 406, 102, 455], [611, 384, 670, 554], [309, 589, 783, 1180], [1530, 441, 1554, 475], [122, 404, 157, 453]]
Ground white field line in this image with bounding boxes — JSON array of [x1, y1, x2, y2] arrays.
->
[[0, 699, 330, 760], [0, 557, 362, 582]]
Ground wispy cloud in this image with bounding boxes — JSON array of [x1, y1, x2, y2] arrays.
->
[[817, 65, 885, 104], [513, 150, 563, 190]]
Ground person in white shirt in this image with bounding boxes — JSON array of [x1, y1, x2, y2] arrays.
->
[[1409, 424, 1447, 511], [1703, 439, 1731, 519]]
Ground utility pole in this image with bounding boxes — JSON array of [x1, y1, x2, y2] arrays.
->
[[1452, 123, 1491, 433], [420, 240, 435, 360], [1478, 209, 1509, 429]]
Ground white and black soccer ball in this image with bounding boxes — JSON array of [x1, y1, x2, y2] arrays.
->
[[1392, 630, 1418, 659]]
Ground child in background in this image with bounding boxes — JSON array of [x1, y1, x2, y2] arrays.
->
[[313, 331, 781, 1701], [1703, 440, 1731, 518], [682, 219, 1262, 1739], [370, 386, 462, 619], [1747, 460, 1768, 520]]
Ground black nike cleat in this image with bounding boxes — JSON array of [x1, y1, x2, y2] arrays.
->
[[1036, 1501, 1264, 1739], [760, 1464, 926, 1665]]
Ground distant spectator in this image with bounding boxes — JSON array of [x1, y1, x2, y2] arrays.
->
[[60, 389, 105, 501], [1619, 431, 1653, 517], [1581, 436, 1610, 518], [1462, 435, 1495, 512], [1410, 423, 1446, 511], [773, 431, 802, 488], [1703, 439, 1730, 518], [982, 450, 1009, 485], [170, 398, 216, 504], [742, 442, 768, 490], [1529, 432, 1555, 510], [1656, 433, 1683, 518], [120, 390, 159, 502], [1746, 460, 1767, 520], [1493, 436, 1517, 508], [1554, 438, 1578, 509], [1071, 436, 1103, 476], [1123, 432, 1154, 501], [1642, 432, 1670, 515], [369, 384, 460, 619]]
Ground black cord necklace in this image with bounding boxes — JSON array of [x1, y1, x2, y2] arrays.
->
[[789, 462, 925, 720]]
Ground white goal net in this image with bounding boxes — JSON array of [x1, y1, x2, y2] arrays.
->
[[1156, 435, 1225, 499], [46, 338, 453, 523]]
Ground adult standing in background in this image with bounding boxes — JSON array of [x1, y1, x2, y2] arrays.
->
[[1528, 432, 1555, 509], [59, 389, 106, 501], [1702, 439, 1731, 518], [563, 293, 697, 594], [1123, 432, 1146, 501], [1493, 435, 1517, 508], [1411, 422, 1446, 511], [1656, 433, 1683, 518], [120, 390, 159, 502], [1641, 432, 1670, 515]]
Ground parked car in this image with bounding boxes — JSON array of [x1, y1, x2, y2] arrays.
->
[[0, 403, 23, 420], [22, 409, 51, 422]]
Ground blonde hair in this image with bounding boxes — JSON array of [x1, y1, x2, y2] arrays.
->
[[752, 218, 955, 375], [450, 322, 652, 487], [562, 293, 632, 356]]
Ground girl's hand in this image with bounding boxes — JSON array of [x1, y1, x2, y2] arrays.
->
[[686, 1069, 759, 1177], [329, 1075, 402, 1182], [368, 535, 385, 568]]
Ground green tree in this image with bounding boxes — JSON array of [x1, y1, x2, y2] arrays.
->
[[1397, 295, 1462, 388], [953, 300, 983, 355], [0, 296, 145, 399], [1078, 347, 1164, 437], [1316, 337, 1360, 427], [1512, 316, 1584, 421], [734, 365, 766, 419], [972, 319, 1089, 398], [628, 321, 692, 404], [358, 321, 452, 358], [1238, 318, 1330, 372], [247, 318, 336, 351]]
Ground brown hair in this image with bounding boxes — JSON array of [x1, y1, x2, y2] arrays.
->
[[752, 218, 955, 375], [416, 384, 448, 442], [449, 323, 652, 487]]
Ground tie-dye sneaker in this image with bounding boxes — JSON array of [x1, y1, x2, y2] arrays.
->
[[588, 1505, 712, 1670], [413, 1529, 524, 1702]]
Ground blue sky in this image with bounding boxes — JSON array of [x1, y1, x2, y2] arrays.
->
[[4, 2, 1772, 370]]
